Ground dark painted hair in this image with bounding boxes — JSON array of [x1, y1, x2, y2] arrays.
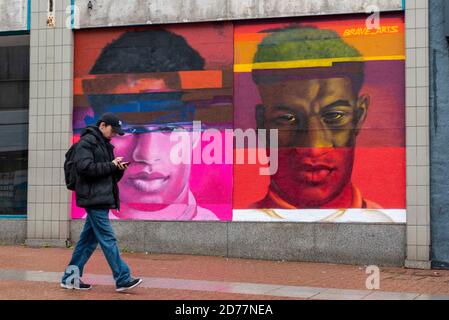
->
[[86, 29, 205, 120], [90, 29, 205, 74]]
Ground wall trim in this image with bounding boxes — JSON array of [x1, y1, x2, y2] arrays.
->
[[70, 220, 406, 266]]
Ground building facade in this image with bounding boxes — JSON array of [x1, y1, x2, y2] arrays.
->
[[0, 0, 434, 268]]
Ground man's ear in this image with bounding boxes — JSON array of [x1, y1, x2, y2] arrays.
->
[[354, 94, 370, 136], [256, 104, 266, 129]]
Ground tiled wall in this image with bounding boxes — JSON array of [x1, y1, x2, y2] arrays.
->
[[405, 0, 431, 269], [26, 0, 73, 246]]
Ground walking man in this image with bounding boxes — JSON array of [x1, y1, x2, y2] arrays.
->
[[61, 112, 142, 292]]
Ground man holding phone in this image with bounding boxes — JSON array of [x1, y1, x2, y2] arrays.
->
[[61, 112, 142, 292]]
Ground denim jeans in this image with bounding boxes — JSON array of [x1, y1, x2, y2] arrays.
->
[[61, 208, 131, 287]]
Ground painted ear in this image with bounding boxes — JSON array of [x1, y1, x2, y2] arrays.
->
[[354, 94, 370, 136], [256, 104, 266, 129]]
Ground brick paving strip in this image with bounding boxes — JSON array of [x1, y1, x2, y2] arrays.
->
[[2, 245, 449, 300], [0, 269, 448, 300]]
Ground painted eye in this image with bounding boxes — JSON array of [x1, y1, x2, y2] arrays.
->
[[279, 114, 296, 123], [322, 112, 348, 125], [328, 113, 343, 119]]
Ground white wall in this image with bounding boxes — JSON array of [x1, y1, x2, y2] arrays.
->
[[75, 0, 403, 28], [0, 0, 404, 31]]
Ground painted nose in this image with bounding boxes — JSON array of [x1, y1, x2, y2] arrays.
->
[[299, 117, 333, 148], [131, 134, 162, 165]]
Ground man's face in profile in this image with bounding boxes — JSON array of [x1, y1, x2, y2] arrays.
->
[[257, 76, 369, 208]]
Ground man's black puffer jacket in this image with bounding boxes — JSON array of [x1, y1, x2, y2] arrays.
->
[[74, 126, 124, 210]]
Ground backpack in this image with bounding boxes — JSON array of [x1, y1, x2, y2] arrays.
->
[[64, 142, 79, 191]]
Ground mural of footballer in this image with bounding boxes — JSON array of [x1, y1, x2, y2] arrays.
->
[[247, 26, 396, 222], [80, 29, 221, 221]]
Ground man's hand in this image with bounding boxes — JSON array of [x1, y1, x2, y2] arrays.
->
[[112, 157, 127, 170]]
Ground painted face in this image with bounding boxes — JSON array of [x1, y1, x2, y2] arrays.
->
[[257, 77, 369, 208], [113, 126, 192, 210], [91, 71, 198, 214]]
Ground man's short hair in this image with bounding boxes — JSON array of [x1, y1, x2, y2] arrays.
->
[[86, 29, 205, 122], [90, 29, 205, 74], [252, 26, 365, 94]]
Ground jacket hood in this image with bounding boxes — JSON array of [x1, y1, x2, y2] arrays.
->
[[80, 126, 110, 144]]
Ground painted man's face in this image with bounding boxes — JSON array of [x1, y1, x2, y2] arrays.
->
[[257, 77, 369, 208], [89, 73, 196, 213], [112, 128, 192, 210]]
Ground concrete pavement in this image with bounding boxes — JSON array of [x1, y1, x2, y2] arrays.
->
[[0, 245, 448, 300]]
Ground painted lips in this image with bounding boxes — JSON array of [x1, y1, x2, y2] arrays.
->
[[126, 171, 170, 193], [298, 163, 335, 184]]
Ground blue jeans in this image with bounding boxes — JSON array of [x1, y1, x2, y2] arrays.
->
[[61, 208, 131, 287]]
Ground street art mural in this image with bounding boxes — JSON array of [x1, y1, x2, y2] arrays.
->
[[233, 13, 406, 222], [72, 23, 234, 220], [72, 13, 406, 222]]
